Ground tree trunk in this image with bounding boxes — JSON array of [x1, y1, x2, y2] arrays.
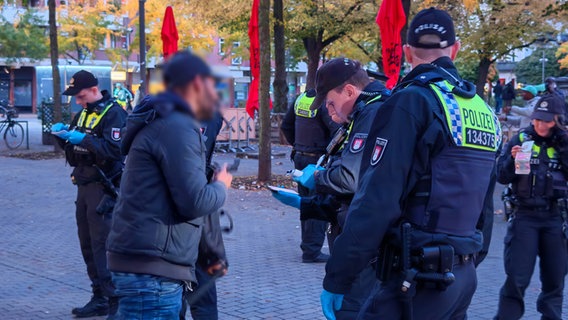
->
[[258, 0, 272, 182], [476, 57, 491, 99], [48, 0, 62, 152], [272, 0, 287, 113], [304, 38, 322, 90]]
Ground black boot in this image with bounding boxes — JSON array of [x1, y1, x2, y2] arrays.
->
[[106, 297, 119, 320], [71, 295, 109, 318]]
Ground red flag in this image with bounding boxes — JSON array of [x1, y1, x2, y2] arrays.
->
[[161, 6, 179, 59], [377, 0, 406, 89], [245, 0, 260, 118]]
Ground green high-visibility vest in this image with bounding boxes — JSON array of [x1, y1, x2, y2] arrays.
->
[[294, 92, 317, 118], [77, 102, 113, 130], [430, 80, 501, 152]]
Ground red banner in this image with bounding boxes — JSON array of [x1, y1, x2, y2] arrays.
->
[[377, 0, 406, 89], [245, 0, 260, 119], [161, 6, 179, 59]]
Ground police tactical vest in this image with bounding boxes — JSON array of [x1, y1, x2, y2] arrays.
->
[[405, 80, 500, 237], [512, 133, 568, 208], [73, 102, 113, 156], [294, 92, 317, 118]]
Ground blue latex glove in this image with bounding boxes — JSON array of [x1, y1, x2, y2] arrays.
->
[[51, 122, 69, 132], [293, 164, 325, 190], [272, 190, 301, 209], [321, 290, 344, 320], [67, 130, 86, 145]]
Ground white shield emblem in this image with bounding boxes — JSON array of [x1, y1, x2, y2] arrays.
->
[[111, 128, 121, 141], [349, 133, 367, 153], [370, 137, 388, 166]]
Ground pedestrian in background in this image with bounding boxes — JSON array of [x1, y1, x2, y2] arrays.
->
[[281, 89, 341, 263], [112, 83, 133, 111], [503, 80, 516, 108], [51, 70, 127, 319], [320, 8, 499, 319], [500, 85, 539, 131], [106, 51, 232, 318], [494, 80, 503, 114], [495, 94, 568, 320]]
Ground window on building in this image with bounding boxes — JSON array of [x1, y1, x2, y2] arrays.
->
[[218, 38, 225, 56], [231, 42, 242, 65]]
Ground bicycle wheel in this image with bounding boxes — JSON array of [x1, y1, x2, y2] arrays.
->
[[4, 122, 24, 149]]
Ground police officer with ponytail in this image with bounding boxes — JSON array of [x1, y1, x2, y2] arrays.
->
[[320, 8, 500, 319], [495, 94, 568, 320]]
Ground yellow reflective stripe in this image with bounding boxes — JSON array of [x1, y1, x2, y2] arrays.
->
[[78, 103, 113, 130], [519, 133, 557, 159], [294, 92, 317, 118], [430, 81, 499, 152]]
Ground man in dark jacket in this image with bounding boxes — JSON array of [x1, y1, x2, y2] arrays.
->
[[280, 89, 340, 263], [51, 70, 126, 319], [106, 51, 232, 318], [494, 81, 503, 114], [503, 80, 516, 108]]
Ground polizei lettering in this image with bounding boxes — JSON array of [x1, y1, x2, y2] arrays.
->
[[461, 108, 494, 131]]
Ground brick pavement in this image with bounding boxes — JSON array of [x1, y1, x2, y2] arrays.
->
[[0, 155, 567, 319]]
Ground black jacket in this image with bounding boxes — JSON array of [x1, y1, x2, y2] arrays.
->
[[107, 92, 227, 282], [280, 97, 340, 154], [323, 57, 497, 294], [57, 91, 127, 184], [198, 112, 228, 269]]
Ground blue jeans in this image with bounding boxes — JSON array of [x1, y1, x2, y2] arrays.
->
[[112, 272, 183, 320]]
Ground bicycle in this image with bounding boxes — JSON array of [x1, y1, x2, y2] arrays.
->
[[0, 101, 24, 149]]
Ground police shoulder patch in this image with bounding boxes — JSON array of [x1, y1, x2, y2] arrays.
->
[[111, 128, 121, 141], [349, 133, 367, 153], [370, 137, 388, 166]]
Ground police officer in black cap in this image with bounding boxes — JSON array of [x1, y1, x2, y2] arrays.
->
[[274, 58, 389, 319], [51, 70, 127, 318], [495, 94, 568, 320], [320, 8, 500, 319], [281, 86, 341, 263]]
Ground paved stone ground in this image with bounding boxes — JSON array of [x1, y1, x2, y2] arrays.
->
[[0, 118, 567, 319]]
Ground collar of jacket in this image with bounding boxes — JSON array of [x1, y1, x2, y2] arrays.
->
[[86, 90, 114, 113], [400, 56, 459, 85]]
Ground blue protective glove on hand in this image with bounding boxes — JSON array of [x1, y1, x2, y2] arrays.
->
[[51, 122, 69, 132], [292, 164, 325, 190], [67, 130, 86, 145], [321, 290, 344, 320], [271, 190, 301, 209]]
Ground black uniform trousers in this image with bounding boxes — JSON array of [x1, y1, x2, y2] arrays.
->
[[294, 153, 328, 260], [495, 212, 567, 320], [76, 182, 113, 297], [357, 258, 477, 320], [329, 207, 378, 320]]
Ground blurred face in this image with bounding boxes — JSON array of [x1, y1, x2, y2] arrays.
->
[[325, 84, 359, 124], [532, 118, 556, 137], [522, 91, 534, 101], [182, 76, 219, 121], [74, 87, 101, 108]]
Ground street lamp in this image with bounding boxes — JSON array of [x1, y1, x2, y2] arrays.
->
[[539, 50, 548, 84]]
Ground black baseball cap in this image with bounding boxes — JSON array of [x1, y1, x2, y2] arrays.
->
[[163, 51, 212, 89], [407, 7, 456, 49], [531, 94, 565, 122], [310, 58, 363, 110], [62, 70, 99, 96]]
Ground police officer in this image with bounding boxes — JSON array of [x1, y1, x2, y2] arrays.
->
[[281, 89, 340, 263], [274, 58, 388, 319], [320, 8, 500, 319], [494, 94, 568, 320], [112, 83, 133, 110], [51, 70, 127, 318]]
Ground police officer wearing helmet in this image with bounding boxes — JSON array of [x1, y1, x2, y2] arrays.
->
[[495, 94, 568, 320], [281, 88, 340, 263], [274, 58, 388, 319], [51, 70, 127, 319], [320, 8, 500, 319]]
